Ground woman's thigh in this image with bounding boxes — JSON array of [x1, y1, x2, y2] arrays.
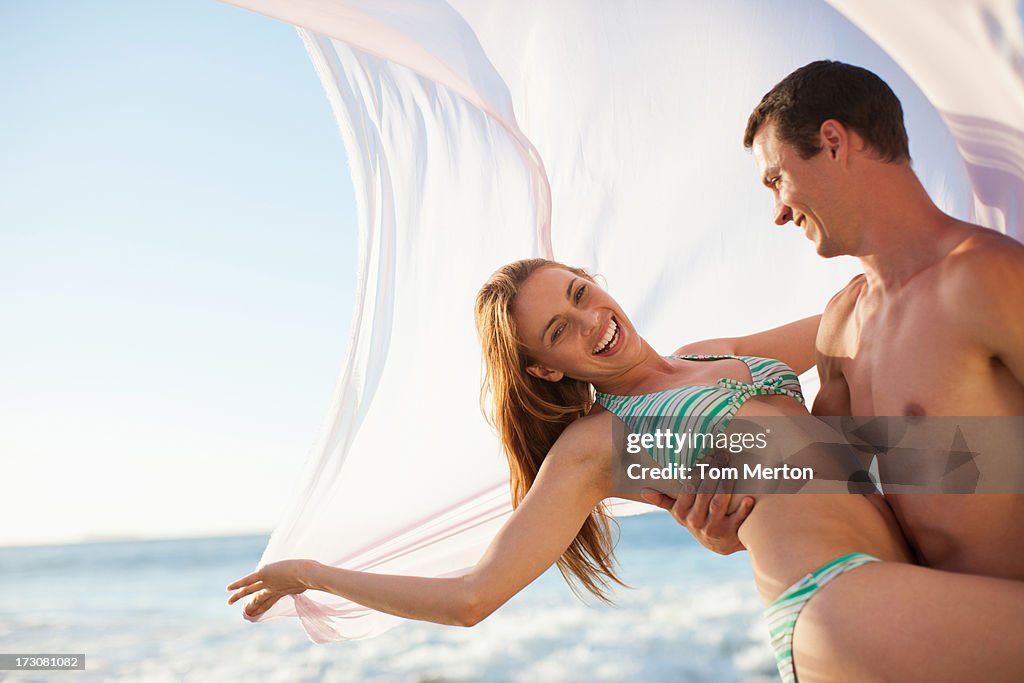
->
[[792, 562, 1024, 683]]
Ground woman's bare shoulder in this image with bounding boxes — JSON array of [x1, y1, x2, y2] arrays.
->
[[544, 409, 617, 473], [555, 408, 616, 446]]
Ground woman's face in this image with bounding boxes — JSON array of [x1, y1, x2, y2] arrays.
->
[[512, 266, 637, 383]]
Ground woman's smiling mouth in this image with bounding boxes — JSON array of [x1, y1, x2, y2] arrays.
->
[[592, 318, 621, 355]]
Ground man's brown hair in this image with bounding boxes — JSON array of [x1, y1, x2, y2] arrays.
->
[[744, 60, 910, 163]]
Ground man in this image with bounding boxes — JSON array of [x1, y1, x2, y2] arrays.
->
[[643, 60, 1024, 580]]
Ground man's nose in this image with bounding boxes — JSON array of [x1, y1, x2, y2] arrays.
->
[[773, 196, 793, 226]]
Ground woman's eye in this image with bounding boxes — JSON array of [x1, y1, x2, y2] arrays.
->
[[575, 285, 586, 303], [552, 324, 566, 342]]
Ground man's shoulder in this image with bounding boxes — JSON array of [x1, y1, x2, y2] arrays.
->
[[825, 273, 868, 309], [947, 224, 1024, 265], [821, 273, 867, 324], [933, 225, 1024, 351], [816, 274, 866, 354], [940, 225, 1024, 300]]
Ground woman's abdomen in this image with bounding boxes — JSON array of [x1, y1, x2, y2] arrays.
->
[[740, 494, 913, 605]]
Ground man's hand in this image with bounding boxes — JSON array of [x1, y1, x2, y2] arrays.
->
[[640, 455, 754, 555]]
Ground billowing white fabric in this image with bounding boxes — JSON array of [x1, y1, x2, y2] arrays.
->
[[221, 0, 1024, 641]]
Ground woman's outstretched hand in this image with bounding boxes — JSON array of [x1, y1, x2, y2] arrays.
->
[[226, 559, 319, 618]]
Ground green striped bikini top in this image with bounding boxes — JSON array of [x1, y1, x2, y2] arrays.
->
[[594, 354, 805, 468]]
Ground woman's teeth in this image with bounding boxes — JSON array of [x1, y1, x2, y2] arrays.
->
[[593, 320, 619, 354]]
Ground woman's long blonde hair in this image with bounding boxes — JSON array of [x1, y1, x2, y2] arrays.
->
[[475, 258, 624, 601]]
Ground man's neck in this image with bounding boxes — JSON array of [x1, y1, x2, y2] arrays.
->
[[850, 170, 958, 292]]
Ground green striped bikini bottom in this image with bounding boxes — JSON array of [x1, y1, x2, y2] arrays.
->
[[764, 552, 881, 683]]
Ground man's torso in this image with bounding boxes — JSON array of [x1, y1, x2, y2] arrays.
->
[[814, 231, 1024, 579]]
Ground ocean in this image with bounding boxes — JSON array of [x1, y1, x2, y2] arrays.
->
[[0, 514, 779, 682]]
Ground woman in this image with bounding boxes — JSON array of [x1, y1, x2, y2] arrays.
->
[[228, 259, 1024, 682]]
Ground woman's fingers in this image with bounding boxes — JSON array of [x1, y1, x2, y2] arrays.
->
[[227, 570, 262, 591], [244, 594, 263, 617], [245, 590, 284, 617], [228, 560, 314, 616], [227, 580, 266, 605]]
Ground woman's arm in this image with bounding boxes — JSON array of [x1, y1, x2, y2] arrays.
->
[[674, 314, 821, 374], [227, 419, 613, 626]]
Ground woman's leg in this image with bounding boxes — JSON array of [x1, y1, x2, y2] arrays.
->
[[793, 562, 1024, 682]]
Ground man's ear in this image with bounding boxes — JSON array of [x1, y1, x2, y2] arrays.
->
[[819, 119, 849, 161], [526, 364, 564, 383]]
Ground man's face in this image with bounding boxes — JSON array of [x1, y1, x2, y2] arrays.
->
[[752, 122, 847, 257]]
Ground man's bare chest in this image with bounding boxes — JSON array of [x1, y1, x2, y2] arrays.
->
[[828, 295, 975, 416]]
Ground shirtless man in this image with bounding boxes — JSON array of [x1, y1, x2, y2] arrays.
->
[[644, 60, 1024, 581]]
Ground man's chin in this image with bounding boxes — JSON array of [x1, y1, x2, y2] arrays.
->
[[814, 242, 843, 258]]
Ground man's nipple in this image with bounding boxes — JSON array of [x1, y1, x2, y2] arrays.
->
[[903, 402, 927, 417]]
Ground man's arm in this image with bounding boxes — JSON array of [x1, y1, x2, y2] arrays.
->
[[952, 243, 1024, 386], [664, 315, 823, 554], [640, 452, 753, 555], [675, 314, 821, 373], [811, 276, 864, 416], [661, 281, 864, 552]]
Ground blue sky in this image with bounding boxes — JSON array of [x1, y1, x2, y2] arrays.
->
[[0, 0, 356, 545]]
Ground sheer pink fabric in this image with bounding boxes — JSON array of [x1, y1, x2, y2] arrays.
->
[[221, 0, 1024, 641]]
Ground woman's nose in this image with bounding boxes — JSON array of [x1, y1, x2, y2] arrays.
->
[[578, 308, 601, 337]]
